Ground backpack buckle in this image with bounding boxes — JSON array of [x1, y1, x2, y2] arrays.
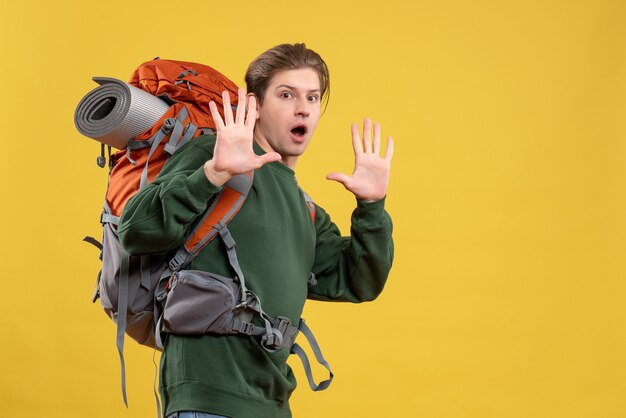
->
[[263, 316, 291, 350], [234, 300, 248, 311], [274, 316, 291, 338], [234, 291, 257, 311], [168, 252, 186, 272], [233, 320, 255, 335]]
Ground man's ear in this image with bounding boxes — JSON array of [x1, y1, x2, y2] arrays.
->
[[247, 92, 261, 120]]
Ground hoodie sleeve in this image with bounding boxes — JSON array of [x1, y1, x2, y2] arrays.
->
[[307, 198, 394, 302], [117, 137, 222, 256]]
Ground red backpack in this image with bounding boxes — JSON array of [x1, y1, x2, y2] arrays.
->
[[77, 59, 246, 408]]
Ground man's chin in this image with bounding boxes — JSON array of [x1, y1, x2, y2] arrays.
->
[[283, 141, 310, 156]]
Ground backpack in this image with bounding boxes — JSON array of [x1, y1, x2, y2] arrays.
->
[[76, 58, 332, 411]]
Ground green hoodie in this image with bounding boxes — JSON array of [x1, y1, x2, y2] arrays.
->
[[118, 134, 394, 418]]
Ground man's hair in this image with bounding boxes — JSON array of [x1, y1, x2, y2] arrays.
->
[[245, 43, 330, 108]]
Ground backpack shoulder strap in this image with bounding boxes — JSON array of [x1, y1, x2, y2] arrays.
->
[[300, 188, 316, 224], [168, 171, 254, 272]]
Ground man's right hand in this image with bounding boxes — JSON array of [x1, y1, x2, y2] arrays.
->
[[203, 88, 281, 186]]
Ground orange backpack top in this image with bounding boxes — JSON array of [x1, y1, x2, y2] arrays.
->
[[105, 58, 239, 217]]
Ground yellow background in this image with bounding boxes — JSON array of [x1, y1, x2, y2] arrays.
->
[[1, 0, 625, 417]]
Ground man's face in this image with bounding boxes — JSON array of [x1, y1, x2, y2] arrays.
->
[[252, 67, 322, 169]]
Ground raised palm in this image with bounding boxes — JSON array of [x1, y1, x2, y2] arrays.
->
[[204, 89, 280, 186], [326, 119, 394, 202]]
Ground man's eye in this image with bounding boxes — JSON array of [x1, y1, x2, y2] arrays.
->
[[307, 95, 319, 102], [281, 92, 292, 99]]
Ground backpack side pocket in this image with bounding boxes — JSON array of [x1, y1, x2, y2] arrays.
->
[[162, 270, 240, 335]]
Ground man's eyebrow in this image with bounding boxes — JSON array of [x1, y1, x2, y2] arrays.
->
[[275, 83, 321, 93]]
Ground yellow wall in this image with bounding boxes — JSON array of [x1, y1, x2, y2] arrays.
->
[[1, 0, 625, 417]]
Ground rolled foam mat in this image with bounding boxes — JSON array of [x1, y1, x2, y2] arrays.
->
[[74, 77, 171, 149]]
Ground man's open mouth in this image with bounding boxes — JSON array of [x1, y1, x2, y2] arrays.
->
[[291, 125, 307, 137]]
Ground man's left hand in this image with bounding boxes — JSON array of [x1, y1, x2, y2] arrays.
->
[[327, 118, 394, 202]]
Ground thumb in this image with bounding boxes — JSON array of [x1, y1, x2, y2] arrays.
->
[[257, 152, 282, 167], [326, 172, 351, 186]]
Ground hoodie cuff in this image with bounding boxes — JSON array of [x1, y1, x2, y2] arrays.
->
[[354, 197, 387, 220], [186, 166, 223, 202]]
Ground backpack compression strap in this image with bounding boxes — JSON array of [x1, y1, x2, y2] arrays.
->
[[291, 319, 334, 391]]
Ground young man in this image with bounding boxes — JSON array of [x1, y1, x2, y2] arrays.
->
[[118, 43, 394, 418]]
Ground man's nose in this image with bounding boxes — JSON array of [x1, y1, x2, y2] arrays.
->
[[295, 97, 310, 117]]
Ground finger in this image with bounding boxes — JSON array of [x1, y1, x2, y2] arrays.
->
[[235, 88, 246, 125], [209, 101, 225, 131], [222, 91, 234, 125], [373, 122, 381, 155], [245, 95, 257, 127], [351, 123, 363, 155], [362, 118, 372, 153], [384, 136, 394, 161]]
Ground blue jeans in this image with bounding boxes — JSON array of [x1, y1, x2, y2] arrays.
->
[[167, 413, 227, 418]]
